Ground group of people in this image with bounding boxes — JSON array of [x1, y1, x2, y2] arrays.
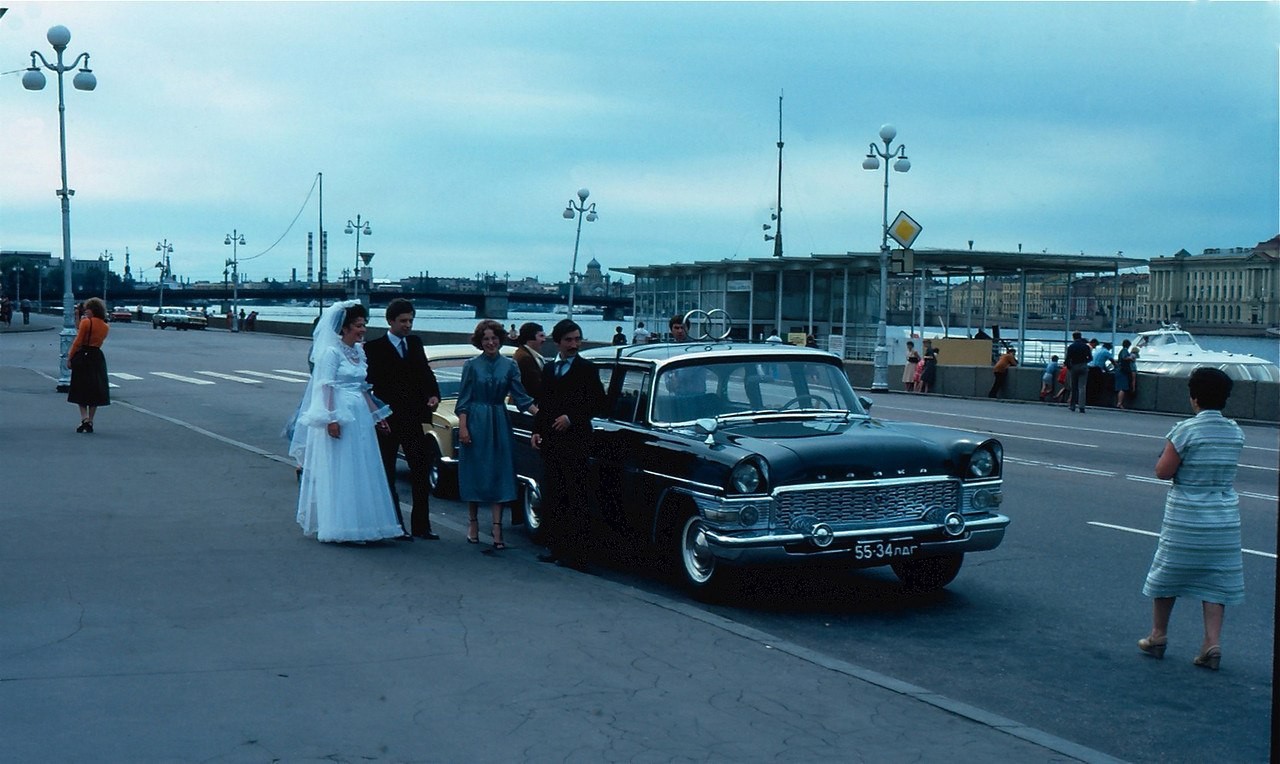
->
[[0, 296, 33, 326], [1041, 332, 1137, 411], [290, 299, 606, 571], [901, 339, 939, 393]]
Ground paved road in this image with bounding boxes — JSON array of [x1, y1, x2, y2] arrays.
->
[[4, 320, 1274, 762]]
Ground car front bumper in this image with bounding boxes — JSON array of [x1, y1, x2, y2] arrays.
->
[[697, 513, 1009, 566]]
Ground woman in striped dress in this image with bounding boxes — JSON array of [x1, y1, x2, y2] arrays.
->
[[1137, 367, 1245, 671]]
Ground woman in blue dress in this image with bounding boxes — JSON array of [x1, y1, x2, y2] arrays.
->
[[457, 319, 538, 549], [1138, 367, 1245, 671]]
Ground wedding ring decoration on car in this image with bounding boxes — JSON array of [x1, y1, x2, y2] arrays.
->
[[681, 308, 732, 341]]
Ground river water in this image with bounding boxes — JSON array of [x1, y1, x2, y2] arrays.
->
[[131, 302, 1279, 365]]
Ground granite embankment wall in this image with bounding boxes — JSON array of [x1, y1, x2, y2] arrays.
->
[[843, 362, 1278, 424]]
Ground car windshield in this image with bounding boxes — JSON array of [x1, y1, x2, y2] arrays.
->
[[430, 358, 469, 398], [653, 358, 863, 422]]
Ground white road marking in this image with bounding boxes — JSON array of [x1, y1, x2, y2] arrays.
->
[[1237, 463, 1279, 473], [1087, 521, 1276, 559], [196, 371, 262, 384], [151, 371, 216, 385], [876, 404, 1279, 453], [235, 370, 307, 383], [272, 369, 311, 378], [985, 432, 1097, 448], [108, 372, 144, 380], [1122, 474, 1277, 502], [1004, 456, 1114, 476]]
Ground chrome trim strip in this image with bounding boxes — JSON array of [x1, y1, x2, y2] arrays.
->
[[700, 514, 1010, 548], [643, 470, 723, 494]]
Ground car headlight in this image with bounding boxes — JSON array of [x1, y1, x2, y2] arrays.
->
[[968, 447, 997, 478], [730, 461, 764, 494]]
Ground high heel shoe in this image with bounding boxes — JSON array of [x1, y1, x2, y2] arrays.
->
[[491, 521, 506, 550], [1137, 635, 1167, 659], [76, 419, 91, 433], [466, 518, 479, 544], [1193, 645, 1221, 671]]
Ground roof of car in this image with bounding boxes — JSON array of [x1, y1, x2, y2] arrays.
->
[[423, 343, 517, 362], [583, 341, 837, 365]]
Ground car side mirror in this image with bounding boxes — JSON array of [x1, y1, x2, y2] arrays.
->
[[696, 417, 718, 445], [858, 395, 873, 412]]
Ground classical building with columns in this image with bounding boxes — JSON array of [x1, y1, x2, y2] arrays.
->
[[1147, 236, 1279, 328]]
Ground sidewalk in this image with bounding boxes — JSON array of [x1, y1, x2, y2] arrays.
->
[[0, 364, 1117, 762]]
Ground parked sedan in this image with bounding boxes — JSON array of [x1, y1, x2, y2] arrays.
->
[[507, 341, 1009, 598], [151, 308, 207, 330], [109, 308, 133, 323], [420, 343, 518, 499]]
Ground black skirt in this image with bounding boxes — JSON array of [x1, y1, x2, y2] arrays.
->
[[67, 347, 110, 407]]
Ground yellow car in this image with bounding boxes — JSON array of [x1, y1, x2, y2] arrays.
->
[[422, 343, 519, 499]]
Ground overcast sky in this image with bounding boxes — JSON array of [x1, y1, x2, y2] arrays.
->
[[1, 1, 1276, 286]]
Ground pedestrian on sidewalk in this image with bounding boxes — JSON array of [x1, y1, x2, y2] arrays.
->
[[289, 300, 405, 544], [988, 346, 1017, 398], [1065, 332, 1091, 413], [365, 298, 442, 539], [20, 298, 31, 325], [1040, 355, 1060, 401], [903, 341, 920, 392], [918, 339, 939, 394], [1115, 339, 1135, 409], [67, 297, 110, 433], [1138, 367, 1245, 671]]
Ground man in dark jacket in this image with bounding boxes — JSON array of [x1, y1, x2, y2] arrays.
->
[[366, 299, 442, 538], [532, 319, 606, 569], [1064, 331, 1092, 414]]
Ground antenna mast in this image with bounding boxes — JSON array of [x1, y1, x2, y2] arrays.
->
[[773, 91, 784, 258]]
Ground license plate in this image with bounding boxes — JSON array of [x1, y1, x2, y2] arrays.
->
[[852, 540, 918, 561]]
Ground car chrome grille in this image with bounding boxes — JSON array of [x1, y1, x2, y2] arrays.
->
[[774, 480, 958, 528]]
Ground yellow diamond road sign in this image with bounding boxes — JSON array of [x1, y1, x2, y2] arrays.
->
[[888, 210, 922, 249]]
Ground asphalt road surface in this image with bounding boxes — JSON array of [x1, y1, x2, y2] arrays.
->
[[11, 322, 1274, 763]]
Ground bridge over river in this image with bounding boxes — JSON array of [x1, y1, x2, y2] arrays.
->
[[96, 284, 630, 321]]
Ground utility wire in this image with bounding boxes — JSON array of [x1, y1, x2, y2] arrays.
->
[[239, 174, 320, 262]]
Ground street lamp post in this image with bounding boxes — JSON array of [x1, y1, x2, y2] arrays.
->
[[862, 124, 911, 391], [154, 239, 172, 311], [224, 230, 245, 332], [562, 188, 598, 321], [344, 215, 371, 303], [98, 251, 112, 302], [22, 24, 97, 391]]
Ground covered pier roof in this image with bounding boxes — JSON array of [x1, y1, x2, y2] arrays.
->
[[615, 248, 1148, 277]]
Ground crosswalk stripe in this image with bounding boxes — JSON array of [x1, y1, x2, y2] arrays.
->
[[196, 371, 262, 384], [109, 372, 145, 380], [151, 371, 216, 385], [235, 370, 308, 383], [272, 369, 311, 378]]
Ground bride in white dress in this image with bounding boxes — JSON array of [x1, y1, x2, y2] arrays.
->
[[290, 300, 406, 543]]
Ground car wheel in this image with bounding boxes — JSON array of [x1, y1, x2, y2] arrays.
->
[[673, 512, 729, 600], [425, 440, 457, 499], [891, 553, 964, 592], [519, 482, 546, 544]]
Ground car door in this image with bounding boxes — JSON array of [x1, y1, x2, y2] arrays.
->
[[590, 363, 660, 532]]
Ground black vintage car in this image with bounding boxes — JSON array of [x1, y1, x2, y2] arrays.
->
[[508, 339, 1009, 597]]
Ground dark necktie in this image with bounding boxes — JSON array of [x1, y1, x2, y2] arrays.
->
[[556, 359, 569, 377], [397, 338, 407, 358]]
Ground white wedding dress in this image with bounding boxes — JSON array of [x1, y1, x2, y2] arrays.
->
[[291, 342, 403, 542]]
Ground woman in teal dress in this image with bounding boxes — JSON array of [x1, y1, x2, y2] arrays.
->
[[1138, 367, 1245, 671], [457, 319, 537, 549]]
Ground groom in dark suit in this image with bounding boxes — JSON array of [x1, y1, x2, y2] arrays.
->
[[365, 299, 442, 539], [532, 319, 606, 569]]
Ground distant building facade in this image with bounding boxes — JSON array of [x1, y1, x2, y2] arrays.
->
[[1148, 236, 1280, 327]]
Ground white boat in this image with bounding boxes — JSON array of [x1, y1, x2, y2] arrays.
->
[[1130, 324, 1279, 383]]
